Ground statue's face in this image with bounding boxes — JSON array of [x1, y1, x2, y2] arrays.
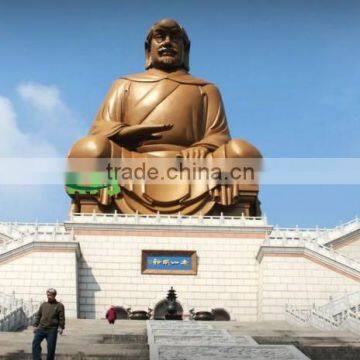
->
[[149, 23, 184, 71]]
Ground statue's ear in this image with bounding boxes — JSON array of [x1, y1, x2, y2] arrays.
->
[[182, 42, 190, 71], [145, 48, 152, 69]]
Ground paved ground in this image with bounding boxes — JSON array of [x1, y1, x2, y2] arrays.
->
[[214, 321, 360, 360], [0, 319, 359, 359], [213, 320, 359, 344], [0, 319, 148, 359]]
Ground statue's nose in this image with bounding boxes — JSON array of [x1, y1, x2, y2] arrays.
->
[[162, 35, 171, 44]]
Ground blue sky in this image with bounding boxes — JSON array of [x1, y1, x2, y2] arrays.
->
[[0, 0, 359, 227]]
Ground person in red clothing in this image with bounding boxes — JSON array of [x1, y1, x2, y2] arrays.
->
[[106, 305, 117, 324]]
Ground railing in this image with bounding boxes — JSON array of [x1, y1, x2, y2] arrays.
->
[[285, 305, 311, 326], [270, 227, 330, 241], [319, 292, 360, 323], [274, 217, 360, 245], [0, 292, 21, 314], [0, 222, 72, 255], [286, 292, 360, 334], [0, 291, 39, 331], [68, 212, 269, 228], [286, 304, 343, 331], [263, 235, 360, 273], [317, 217, 360, 245]]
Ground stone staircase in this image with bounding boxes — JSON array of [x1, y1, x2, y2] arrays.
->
[[0, 222, 72, 256], [259, 218, 360, 279], [272, 216, 360, 247], [0, 292, 39, 331], [317, 217, 360, 246], [286, 291, 360, 334], [147, 320, 310, 359]]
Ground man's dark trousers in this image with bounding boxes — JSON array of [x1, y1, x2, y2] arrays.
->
[[32, 327, 58, 360]]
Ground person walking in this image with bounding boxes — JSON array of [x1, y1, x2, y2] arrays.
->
[[106, 305, 117, 325], [106, 305, 117, 338], [32, 288, 65, 360]]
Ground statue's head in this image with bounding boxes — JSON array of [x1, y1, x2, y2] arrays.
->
[[145, 18, 190, 71]]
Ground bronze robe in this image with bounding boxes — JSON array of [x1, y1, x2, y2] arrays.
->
[[89, 69, 231, 153], [87, 69, 253, 215]]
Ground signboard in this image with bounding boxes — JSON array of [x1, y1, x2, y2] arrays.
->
[[141, 250, 197, 275]]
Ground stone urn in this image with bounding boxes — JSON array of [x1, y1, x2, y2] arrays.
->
[[127, 307, 152, 320], [189, 308, 215, 321]]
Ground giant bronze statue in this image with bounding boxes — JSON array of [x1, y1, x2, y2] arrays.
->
[[67, 19, 262, 216]]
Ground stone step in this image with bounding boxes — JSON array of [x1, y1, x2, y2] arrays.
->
[[0, 353, 148, 360], [152, 344, 310, 360], [147, 320, 212, 329], [150, 329, 228, 337], [151, 335, 256, 346], [0, 344, 149, 359]]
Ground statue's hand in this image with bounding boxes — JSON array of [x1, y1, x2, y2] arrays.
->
[[181, 146, 209, 159], [118, 124, 173, 142]]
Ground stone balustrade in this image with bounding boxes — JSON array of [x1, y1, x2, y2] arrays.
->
[[316, 217, 360, 244], [319, 291, 360, 322], [0, 291, 39, 331], [0, 215, 358, 256], [263, 230, 360, 274], [273, 216, 360, 245], [286, 292, 360, 334], [0, 222, 72, 255], [68, 212, 268, 228], [286, 304, 340, 331], [0, 291, 21, 315]]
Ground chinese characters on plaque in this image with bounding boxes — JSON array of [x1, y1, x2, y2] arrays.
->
[[141, 250, 197, 275]]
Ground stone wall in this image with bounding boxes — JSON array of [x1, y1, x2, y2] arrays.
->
[[76, 230, 264, 321], [0, 248, 78, 318]]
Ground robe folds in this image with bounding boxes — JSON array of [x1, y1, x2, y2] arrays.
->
[[89, 68, 231, 152], [85, 69, 257, 215]]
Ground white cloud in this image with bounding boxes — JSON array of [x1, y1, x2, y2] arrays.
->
[[0, 95, 58, 157], [0, 82, 86, 221], [16, 82, 86, 155], [17, 83, 62, 111]]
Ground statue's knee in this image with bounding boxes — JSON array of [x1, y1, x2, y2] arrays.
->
[[226, 139, 262, 158], [68, 135, 111, 158]]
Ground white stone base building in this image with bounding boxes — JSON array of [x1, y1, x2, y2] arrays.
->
[[1, 214, 359, 325]]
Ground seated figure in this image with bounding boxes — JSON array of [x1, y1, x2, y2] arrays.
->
[[67, 18, 262, 216]]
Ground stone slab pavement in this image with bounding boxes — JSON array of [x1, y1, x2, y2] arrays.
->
[[154, 344, 310, 360], [147, 320, 311, 360]]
